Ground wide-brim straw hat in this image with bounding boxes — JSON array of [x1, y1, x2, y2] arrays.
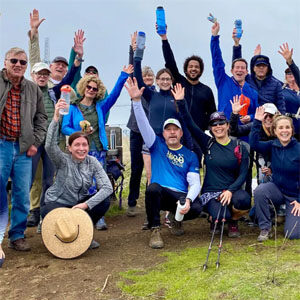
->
[[42, 207, 93, 259]]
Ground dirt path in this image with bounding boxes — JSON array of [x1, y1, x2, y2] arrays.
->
[[0, 207, 259, 300]]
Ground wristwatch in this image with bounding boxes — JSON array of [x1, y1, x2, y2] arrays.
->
[[75, 55, 84, 62]]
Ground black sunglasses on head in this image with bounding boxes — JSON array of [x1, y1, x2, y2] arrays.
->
[[7, 58, 27, 65], [210, 120, 227, 127], [86, 69, 98, 75]]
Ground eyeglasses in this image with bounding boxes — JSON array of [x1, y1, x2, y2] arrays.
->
[[7, 58, 27, 66], [158, 77, 172, 82], [86, 85, 98, 92], [211, 120, 227, 127], [36, 72, 50, 77], [86, 70, 98, 75]]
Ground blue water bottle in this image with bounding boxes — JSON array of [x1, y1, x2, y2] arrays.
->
[[234, 19, 242, 38], [134, 31, 146, 61], [156, 6, 166, 34]]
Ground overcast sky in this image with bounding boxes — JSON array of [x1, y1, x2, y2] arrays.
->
[[1, 0, 299, 129]]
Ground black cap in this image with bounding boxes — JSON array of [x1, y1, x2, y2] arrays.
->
[[52, 56, 68, 66], [85, 65, 98, 74], [209, 111, 227, 125], [254, 56, 270, 67]]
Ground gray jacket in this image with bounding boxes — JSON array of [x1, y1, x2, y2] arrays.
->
[[0, 69, 47, 153], [45, 120, 113, 209]]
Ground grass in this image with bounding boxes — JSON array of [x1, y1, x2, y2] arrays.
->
[[119, 239, 300, 300]]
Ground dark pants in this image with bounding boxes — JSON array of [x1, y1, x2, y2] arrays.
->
[[205, 189, 251, 222], [41, 197, 110, 225], [145, 183, 202, 228], [31, 144, 56, 208], [254, 182, 300, 239], [128, 130, 144, 207]]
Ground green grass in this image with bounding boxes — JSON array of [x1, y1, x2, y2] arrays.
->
[[119, 239, 300, 300]]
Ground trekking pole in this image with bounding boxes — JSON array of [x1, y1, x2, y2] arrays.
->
[[216, 205, 227, 269], [203, 204, 222, 271]]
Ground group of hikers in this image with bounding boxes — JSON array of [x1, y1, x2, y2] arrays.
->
[[0, 9, 299, 265]]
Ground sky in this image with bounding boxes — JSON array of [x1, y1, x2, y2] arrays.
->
[[1, 0, 299, 131]]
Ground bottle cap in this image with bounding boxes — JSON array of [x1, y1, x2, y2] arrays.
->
[[61, 85, 72, 92]]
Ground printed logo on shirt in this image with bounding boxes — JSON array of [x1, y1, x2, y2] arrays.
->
[[166, 150, 184, 168]]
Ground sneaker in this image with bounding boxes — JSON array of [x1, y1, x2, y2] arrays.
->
[[149, 227, 164, 249], [168, 212, 185, 236], [96, 217, 108, 230], [127, 206, 137, 217], [257, 229, 272, 242], [210, 221, 221, 234], [228, 221, 241, 238], [9, 238, 31, 251], [27, 208, 40, 227], [89, 240, 100, 249]]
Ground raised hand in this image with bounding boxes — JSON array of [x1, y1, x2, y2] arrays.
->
[[125, 77, 145, 101], [73, 29, 85, 58], [30, 9, 45, 30], [54, 99, 67, 122], [254, 44, 261, 56], [171, 83, 185, 101], [123, 64, 134, 74], [211, 21, 220, 36], [156, 23, 167, 40], [232, 28, 242, 46], [278, 42, 293, 65], [131, 31, 137, 51], [254, 106, 265, 121], [230, 95, 246, 114]]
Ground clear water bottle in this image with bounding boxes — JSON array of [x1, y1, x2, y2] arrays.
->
[[134, 31, 146, 61], [156, 6, 166, 35], [59, 85, 71, 115], [110, 129, 116, 150], [234, 19, 242, 38], [175, 196, 186, 222]]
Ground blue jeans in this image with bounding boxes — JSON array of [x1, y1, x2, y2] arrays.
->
[[0, 139, 32, 241], [254, 182, 300, 239], [31, 144, 56, 208], [0, 173, 9, 244]]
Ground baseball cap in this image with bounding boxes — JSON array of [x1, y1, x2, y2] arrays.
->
[[263, 103, 278, 115], [52, 56, 68, 66], [209, 111, 227, 125], [32, 62, 51, 73], [85, 65, 98, 74], [163, 118, 182, 129], [254, 56, 270, 67]]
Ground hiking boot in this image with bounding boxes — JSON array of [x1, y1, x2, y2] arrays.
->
[[27, 208, 40, 227], [149, 227, 164, 249], [96, 217, 108, 230], [210, 221, 221, 234], [257, 229, 272, 242], [168, 212, 185, 236], [127, 206, 137, 217], [228, 221, 241, 238], [9, 238, 31, 251], [89, 240, 100, 249]]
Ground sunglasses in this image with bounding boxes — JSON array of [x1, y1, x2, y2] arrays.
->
[[86, 69, 98, 75], [7, 58, 27, 65], [210, 120, 227, 127], [86, 85, 98, 92], [264, 113, 273, 119]]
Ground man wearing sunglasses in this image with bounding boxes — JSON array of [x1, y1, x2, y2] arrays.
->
[[0, 47, 47, 252]]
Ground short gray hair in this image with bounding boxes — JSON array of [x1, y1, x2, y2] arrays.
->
[[142, 66, 154, 77], [5, 47, 27, 60]]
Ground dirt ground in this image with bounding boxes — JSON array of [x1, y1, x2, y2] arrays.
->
[[0, 204, 261, 300]]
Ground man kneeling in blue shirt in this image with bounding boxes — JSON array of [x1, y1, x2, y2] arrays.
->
[[125, 77, 202, 249]]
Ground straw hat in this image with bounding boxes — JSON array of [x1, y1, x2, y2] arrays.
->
[[41, 208, 93, 259]]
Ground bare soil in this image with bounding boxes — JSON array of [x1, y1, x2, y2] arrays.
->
[[0, 206, 259, 300]]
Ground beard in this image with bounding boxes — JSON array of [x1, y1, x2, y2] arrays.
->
[[185, 72, 201, 82]]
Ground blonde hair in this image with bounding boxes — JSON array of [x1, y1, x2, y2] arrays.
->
[[76, 75, 106, 101], [5, 47, 27, 60], [271, 115, 294, 136]]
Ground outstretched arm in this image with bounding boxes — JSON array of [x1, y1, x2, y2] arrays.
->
[[125, 77, 156, 148], [232, 27, 242, 61]]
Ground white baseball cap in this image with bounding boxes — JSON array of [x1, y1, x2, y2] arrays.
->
[[32, 62, 51, 73], [263, 103, 278, 115], [163, 118, 182, 129]]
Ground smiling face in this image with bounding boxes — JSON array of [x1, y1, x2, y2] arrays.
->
[[33, 70, 51, 87], [156, 72, 172, 91], [68, 136, 89, 161], [163, 124, 183, 148], [4, 52, 28, 80], [231, 61, 248, 84], [274, 119, 293, 146], [254, 64, 268, 80], [185, 60, 201, 81], [50, 61, 68, 81], [262, 113, 274, 130], [84, 81, 99, 99], [142, 73, 155, 87], [285, 72, 295, 85], [210, 120, 230, 139]]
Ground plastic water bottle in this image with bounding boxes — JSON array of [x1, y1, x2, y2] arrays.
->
[[110, 129, 116, 149], [234, 19, 242, 38], [134, 31, 146, 61], [175, 196, 186, 222], [59, 85, 71, 115], [156, 6, 166, 34]]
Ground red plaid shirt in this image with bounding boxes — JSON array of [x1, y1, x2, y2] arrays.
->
[[0, 85, 21, 139]]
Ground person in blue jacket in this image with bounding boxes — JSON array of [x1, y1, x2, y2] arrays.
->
[[232, 34, 286, 114], [210, 21, 258, 127], [250, 107, 300, 241]]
